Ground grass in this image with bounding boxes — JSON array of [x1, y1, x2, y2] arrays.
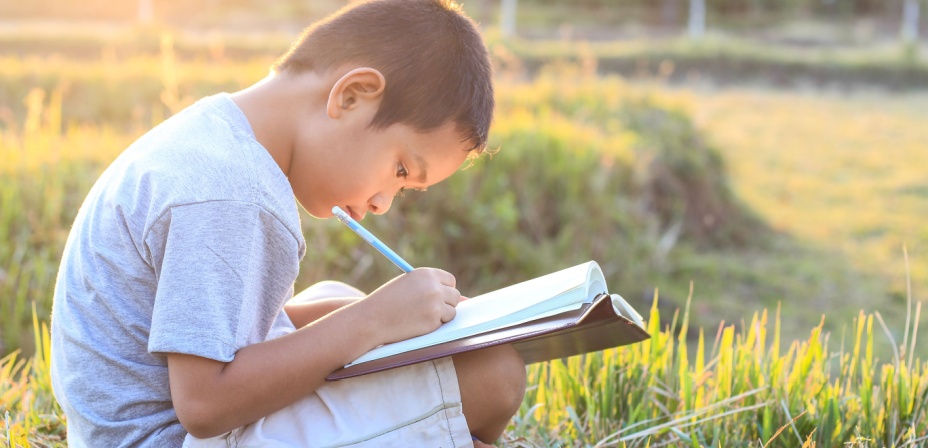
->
[[2, 27, 928, 445], [486, 31, 928, 90], [506, 286, 927, 447], [496, 34, 925, 66], [677, 86, 928, 291], [0, 91, 137, 355], [1, 47, 773, 356], [654, 84, 928, 354], [3, 291, 925, 446], [1, 307, 66, 447], [1, 27, 925, 356]]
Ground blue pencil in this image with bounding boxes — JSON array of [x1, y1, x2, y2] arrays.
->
[[331, 206, 415, 273]]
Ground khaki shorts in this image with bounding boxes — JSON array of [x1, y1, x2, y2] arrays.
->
[[184, 282, 473, 448], [184, 357, 471, 448]]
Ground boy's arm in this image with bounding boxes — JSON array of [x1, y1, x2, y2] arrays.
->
[[284, 297, 360, 329], [167, 268, 461, 439]]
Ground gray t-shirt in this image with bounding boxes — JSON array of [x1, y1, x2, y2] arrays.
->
[[50, 94, 306, 447]]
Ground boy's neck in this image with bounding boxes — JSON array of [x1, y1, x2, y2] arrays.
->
[[230, 71, 329, 178]]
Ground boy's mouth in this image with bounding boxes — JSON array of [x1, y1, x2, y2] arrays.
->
[[345, 206, 363, 222]]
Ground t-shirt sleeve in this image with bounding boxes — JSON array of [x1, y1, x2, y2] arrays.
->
[[145, 201, 301, 362]]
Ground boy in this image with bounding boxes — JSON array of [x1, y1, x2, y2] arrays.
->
[[49, 1, 527, 446]]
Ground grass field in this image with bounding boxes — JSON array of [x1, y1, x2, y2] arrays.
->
[[686, 86, 928, 289], [669, 85, 928, 346], [5, 292, 926, 446], [1, 26, 927, 445]]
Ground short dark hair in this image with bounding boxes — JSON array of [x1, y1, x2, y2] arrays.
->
[[273, 0, 493, 153]]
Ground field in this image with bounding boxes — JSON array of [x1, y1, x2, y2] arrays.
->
[[686, 85, 928, 297], [661, 84, 928, 352], [1, 22, 928, 446]]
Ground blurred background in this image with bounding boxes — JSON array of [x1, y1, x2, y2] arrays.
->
[[1, 0, 926, 365]]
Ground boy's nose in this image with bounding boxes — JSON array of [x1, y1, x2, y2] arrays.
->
[[367, 193, 393, 215]]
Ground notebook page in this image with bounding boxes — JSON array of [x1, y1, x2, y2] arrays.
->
[[345, 261, 600, 367]]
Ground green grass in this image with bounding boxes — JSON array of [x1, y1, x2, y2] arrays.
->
[[1, 307, 66, 447], [0, 93, 136, 355], [1, 32, 923, 359], [480, 23, 928, 89], [495, 33, 927, 68], [2, 29, 928, 445], [0, 46, 770, 356], [657, 84, 928, 359], [3, 293, 925, 446], [506, 290, 927, 447]]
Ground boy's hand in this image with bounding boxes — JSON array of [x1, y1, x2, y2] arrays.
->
[[168, 270, 461, 438], [362, 267, 461, 344]]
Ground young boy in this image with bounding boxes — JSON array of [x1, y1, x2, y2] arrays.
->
[[49, 1, 527, 446]]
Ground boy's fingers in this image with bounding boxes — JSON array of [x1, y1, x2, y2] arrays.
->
[[444, 288, 462, 307], [440, 304, 457, 323], [430, 268, 456, 287], [410, 267, 456, 287]]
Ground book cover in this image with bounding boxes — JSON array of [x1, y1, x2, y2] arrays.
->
[[327, 261, 650, 381]]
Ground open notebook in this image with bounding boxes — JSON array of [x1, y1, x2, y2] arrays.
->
[[327, 261, 650, 381]]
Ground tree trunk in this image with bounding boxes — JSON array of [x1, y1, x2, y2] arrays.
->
[[662, 0, 682, 29], [138, 0, 153, 24], [901, 0, 920, 44], [688, 0, 706, 39], [500, 0, 517, 38]]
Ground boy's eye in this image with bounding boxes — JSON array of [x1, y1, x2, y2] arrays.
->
[[396, 163, 409, 179], [395, 186, 427, 198]]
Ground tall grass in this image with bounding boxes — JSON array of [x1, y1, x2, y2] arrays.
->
[[511, 33, 928, 86], [671, 85, 928, 357], [2, 31, 927, 446], [1, 306, 66, 447], [3, 293, 924, 446], [508, 290, 927, 447], [0, 42, 765, 355], [0, 87, 135, 355]]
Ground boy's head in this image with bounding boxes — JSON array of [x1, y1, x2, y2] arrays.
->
[[273, 0, 493, 154]]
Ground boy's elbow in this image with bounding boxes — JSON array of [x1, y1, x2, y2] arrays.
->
[[181, 423, 218, 440], [174, 397, 230, 439], [168, 353, 237, 438]]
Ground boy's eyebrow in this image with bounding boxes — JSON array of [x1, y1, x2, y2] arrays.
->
[[414, 153, 428, 184]]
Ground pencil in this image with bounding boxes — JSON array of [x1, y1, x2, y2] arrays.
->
[[331, 206, 415, 273]]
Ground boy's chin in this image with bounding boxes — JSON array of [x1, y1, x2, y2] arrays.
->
[[300, 204, 330, 220]]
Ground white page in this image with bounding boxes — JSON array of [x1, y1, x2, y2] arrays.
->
[[346, 261, 604, 367], [447, 262, 593, 330]]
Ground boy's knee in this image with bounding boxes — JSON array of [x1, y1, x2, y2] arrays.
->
[[313, 280, 365, 297], [495, 345, 527, 415], [291, 281, 365, 303], [456, 344, 526, 419]]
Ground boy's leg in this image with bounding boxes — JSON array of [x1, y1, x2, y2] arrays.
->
[[288, 280, 527, 443], [291, 280, 365, 303], [453, 344, 527, 444], [184, 356, 473, 448]]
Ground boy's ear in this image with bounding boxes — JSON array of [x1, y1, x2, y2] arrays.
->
[[326, 67, 386, 119]]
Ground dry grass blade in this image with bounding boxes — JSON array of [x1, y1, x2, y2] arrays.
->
[[762, 410, 808, 448], [615, 401, 771, 444], [594, 388, 769, 446]]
